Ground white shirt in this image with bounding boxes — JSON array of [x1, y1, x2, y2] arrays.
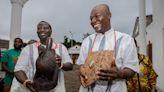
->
[[77, 28, 139, 92], [10, 42, 72, 92]]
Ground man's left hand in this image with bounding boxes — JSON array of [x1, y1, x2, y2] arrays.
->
[[96, 66, 121, 80], [55, 54, 62, 67]]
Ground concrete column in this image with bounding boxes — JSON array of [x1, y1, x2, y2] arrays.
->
[[139, 0, 147, 55], [9, 0, 28, 48], [152, 0, 164, 91]]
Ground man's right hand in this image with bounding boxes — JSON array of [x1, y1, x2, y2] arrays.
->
[[79, 65, 88, 79], [14, 70, 38, 91], [79, 65, 89, 87]]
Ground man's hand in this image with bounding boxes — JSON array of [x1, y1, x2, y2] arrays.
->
[[55, 54, 62, 67], [79, 65, 88, 80], [79, 65, 89, 87], [96, 67, 135, 80], [2, 62, 14, 75], [96, 66, 120, 80]]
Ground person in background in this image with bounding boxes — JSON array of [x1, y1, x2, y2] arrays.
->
[[77, 4, 139, 92], [126, 39, 158, 92], [27, 39, 37, 45], [21, 39, 37, 48], [10, 21, 73, 92], [1, 37, 23, 92]]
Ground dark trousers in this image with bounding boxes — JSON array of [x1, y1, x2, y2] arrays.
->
[[0, 79, 4, 92]]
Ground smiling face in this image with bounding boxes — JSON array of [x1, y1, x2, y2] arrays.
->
[[90, 4, 111, 33], [37, 21, 52, 44]]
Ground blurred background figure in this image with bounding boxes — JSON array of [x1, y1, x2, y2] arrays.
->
[[1, 37, 23, 92], [27, 39, 37, 45]]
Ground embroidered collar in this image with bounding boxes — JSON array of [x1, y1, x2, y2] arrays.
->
[[34, 41, 58, 50]]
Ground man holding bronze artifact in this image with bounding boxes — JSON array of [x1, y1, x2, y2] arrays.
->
[[10, 21, 73, 92], [77, 4, 139, 92]]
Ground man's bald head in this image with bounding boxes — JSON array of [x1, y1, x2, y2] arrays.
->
[[93, 4, 110, 12], [91, 4, 111, 16]]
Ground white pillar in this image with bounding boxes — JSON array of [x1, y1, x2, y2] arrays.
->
[[152, 0, 164, 91], [139, 0, 147, 55], [9, 0, 28, 48]]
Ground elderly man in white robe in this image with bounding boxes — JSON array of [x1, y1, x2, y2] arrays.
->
[[77, 4, 139, 92]]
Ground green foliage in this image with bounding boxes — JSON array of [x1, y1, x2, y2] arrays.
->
[[63, 36, 81, 48]]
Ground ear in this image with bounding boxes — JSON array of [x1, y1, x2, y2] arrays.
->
[[108, 11, 112, 19], [50, 30, 52, 35]]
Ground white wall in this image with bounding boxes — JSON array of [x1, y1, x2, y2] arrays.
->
[[135, 26, 148, 54], [152, 0, 164, 91]]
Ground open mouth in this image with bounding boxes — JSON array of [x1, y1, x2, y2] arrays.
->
[[94, 24, 101, 31], [39, 33, 48, 39], [94, 24, 101, 28], [40, 33, 46, 36]]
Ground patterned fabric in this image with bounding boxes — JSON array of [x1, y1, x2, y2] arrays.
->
[[1, 49, 21, 86], [126, 54, 158, 92]]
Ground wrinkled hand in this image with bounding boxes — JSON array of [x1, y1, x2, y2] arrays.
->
[[96, 66, 121, 80], [26, 81, 38, 92]]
